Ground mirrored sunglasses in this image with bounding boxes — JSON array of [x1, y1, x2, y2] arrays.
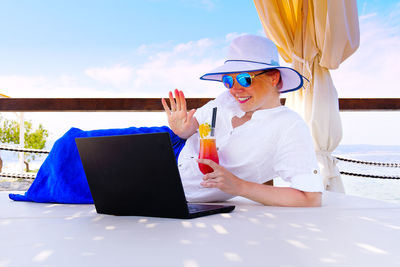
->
[[222, 71, 268, 89]]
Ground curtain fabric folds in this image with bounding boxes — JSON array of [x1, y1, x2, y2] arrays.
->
[[254, 0, 360, 192]]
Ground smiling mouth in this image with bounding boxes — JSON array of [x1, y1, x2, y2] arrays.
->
[[237, 96, 251, 103]]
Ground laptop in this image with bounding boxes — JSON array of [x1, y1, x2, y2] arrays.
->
[[75, 132, 235, 219]]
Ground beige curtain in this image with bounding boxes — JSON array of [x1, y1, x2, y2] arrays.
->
[[254, 0, 360, 192]]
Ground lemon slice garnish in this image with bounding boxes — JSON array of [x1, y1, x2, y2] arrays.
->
[[199, 123, 211, 138]]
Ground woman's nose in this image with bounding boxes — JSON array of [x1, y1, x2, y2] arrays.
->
[[230, 82, 244, 93]]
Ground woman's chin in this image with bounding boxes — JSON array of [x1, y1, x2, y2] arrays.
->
[[238, 105, 253, 113]]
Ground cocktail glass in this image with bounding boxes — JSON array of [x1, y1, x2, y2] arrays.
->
[[198, 131, 219, 174]]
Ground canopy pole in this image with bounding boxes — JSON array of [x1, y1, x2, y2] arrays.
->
[[18, 112, 25, 173]]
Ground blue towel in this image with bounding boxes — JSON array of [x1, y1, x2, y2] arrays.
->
[[9, 126, 186, 204]]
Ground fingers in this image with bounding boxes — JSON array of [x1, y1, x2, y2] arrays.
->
[[168, 91, 177, 111], [161, 98, 171, 116], [202, 171, 218, 181], [174, 89, 182, 111], [180, 90, 187, 111], [168, 89, 186, 112], [197, 158, 219, 171], [202, 171, 224, 187], [187, 108, 196, 121], [199, 165, 242, 195], [200, 173, 222, 189], [200, 180, 219, 188]]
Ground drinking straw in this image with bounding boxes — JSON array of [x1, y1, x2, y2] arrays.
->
[[211, 107, 217, 136]]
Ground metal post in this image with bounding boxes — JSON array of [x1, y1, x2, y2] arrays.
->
[[18, 112, 25, 173]]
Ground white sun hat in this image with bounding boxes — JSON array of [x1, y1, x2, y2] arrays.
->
[[200, 34, 303, 93]]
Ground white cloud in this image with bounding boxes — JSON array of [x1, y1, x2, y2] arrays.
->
[[85, 65, 134, 86], [79, 37, 226, 98], [0, 36, 231, 99], [180, 0, 216, 11], [0, 75, 55, 97], [0, 74, 117, 98], [135, 41, 174, 55], [332, 10, 400, 98], [3, 17, 399, 100], [359, 13, 377, 20], [2, 23, 400, 146], [173, 38, 213, 53], [225, 32, 247, 42], [131, 38, 226, 97]]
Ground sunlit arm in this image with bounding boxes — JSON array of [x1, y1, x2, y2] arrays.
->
[[198, 158, 322, 207], [239, 181, 322, 207]]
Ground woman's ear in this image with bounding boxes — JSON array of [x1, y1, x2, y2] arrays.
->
[[271, 70, 282, 89]]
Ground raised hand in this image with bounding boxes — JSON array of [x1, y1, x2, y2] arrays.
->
[[198, 158, 246, 196], [161, 89, 198, 139]]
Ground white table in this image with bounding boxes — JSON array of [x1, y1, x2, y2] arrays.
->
[[1, 191, 399, 267]]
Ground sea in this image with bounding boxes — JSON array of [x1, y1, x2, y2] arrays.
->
[[1, 143, 400, 205], [334, 144, 400, 204]]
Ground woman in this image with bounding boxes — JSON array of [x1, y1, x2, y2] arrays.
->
[[10, 34, 323, 206], [163, 35, 323, 206]]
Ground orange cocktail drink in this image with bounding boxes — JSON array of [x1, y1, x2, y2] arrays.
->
[[198, 137, 219, 174]]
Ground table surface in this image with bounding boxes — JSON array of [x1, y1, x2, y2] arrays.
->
[[1, 191, 400, 267]]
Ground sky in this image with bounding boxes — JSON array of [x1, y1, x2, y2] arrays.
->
[[0, 0, 399, 145]]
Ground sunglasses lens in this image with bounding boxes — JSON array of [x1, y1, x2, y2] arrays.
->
[[222, 75, 233, 89], [237, 73, 252, 87]]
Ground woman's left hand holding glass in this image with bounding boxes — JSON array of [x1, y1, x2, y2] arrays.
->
[[198, 158, 247, 196]]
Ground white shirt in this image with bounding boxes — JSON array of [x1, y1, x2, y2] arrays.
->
[[178, 91, 324, 202]]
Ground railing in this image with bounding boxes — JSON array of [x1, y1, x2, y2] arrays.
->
[[1, 98, 400, 180], [0, 98, 400, 111]]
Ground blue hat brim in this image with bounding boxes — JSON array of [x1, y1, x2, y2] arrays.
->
[[200, 61, 303, 93]]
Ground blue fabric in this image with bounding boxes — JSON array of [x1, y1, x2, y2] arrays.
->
[[9, 126, 186, 204]]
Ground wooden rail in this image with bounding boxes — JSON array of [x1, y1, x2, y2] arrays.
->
[[0, 98, 399, 111]]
